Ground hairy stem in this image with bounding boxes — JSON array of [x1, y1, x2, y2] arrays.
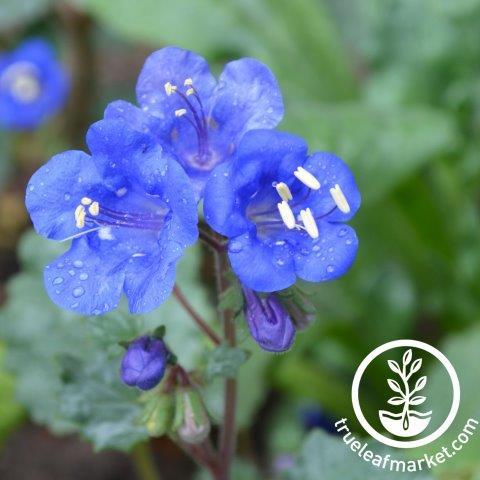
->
[[214, 250, 237, 480], [132, 442, 161, 480], [173, 284, 221, 346]]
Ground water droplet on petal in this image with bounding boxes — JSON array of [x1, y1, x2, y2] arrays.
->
[[338, 228, 347, 238], [229, 241, 243, 253], [312, 245, 320, 252], [326, 265, 335, 273], [346, 239, 353, 245], [73, 260, 83, 268], [72, 286, 85, 298], [53, 277, 64, 285], [79, 273, 88, 280], [68, 270, 75, 276]]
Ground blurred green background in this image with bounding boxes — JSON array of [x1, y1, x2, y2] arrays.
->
[[1, 0, 480, 479]]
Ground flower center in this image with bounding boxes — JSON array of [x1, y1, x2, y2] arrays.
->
[[74, 196, 166, 232], [0, 61, 41, 103], [249, 167, 351, 240], [164, 78, 212, 167]]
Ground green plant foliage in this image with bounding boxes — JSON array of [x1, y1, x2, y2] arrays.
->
[[0, 231, 218, 451], [283, 430, 434, 480], [0, 0, 53, 30]]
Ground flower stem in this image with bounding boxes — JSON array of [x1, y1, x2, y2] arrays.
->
[[132, 442, 161, 480], [214, 250, 237, 480], [173, 284, 221, 346]]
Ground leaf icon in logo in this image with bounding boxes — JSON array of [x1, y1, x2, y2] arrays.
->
[[388, 360, 402, 375], [409, 358, 422, 375], [415, 376, 427, 392], [387, 396, 405, 406], [387, 379, 403, 395], [403, 349, 413, 366], [410, 396, 427, 406]]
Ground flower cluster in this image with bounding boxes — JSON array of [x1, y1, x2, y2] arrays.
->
[[25, 45, 360, 352], [0, 39, 68, 130]]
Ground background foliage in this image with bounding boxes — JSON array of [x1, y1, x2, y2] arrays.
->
[[1, 0, 480, 478]]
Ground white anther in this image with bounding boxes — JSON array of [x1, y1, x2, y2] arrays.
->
[[277, 201, 296, 229], [75, 205, 86, 229], [88, 201, 99, 216], [294, 166, 321, 190], [275, 182, 293, 201], [81, 197, 92, 205], [300, 208, 319, 239], [175, 108, 187, 117], [164, 82, 177, 96], [184, 78, 193, 86], [186, 87, 195, 96], [330, 184, 350, 213]]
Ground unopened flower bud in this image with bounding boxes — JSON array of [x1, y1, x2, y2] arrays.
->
[[141, 392, 175, 436], [243, 287, 296, 352], [120, 336, 168, 390], [175, 388, 211, 444]]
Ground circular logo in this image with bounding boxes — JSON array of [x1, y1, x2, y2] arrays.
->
[[352, 339, 460, 449]]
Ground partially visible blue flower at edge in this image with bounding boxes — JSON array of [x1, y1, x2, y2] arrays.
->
[[25, 119, 198, 315], [121, 336, 168, 390], [0, 38, 68, 130], [204, 129, 361, 292], [104, 46, 284, 198]]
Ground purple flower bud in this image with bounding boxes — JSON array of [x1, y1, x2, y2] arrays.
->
[[243, 287, 296, 352], [120, 336, 168, 390]]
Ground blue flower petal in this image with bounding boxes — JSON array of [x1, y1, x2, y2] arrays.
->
[[302, 152, 361, 222], [136, 46, 216, 124], [44, 236, 125, 315], [292, 222, 359, 282], [124, 259, 177, 314], [204, 129, 307, 237], [211, 58, 283, 149], [228, 230, 296, 292], [25, 150, 103, 241]]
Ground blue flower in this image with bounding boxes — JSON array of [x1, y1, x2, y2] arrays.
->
[[120, 336, 168, 390], [204, 129, 361, 292], [243, 287, 295, 353], [104, 46, 283, 198], [0, 38, 68, 130], [25, 119, 198, 315]]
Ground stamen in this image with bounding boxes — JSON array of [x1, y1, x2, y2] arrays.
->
[[81, 197, 92, 205], [330, 184, 350, 213], [294, 167, 321, 190], [300, 208, 319, 239], [275, 182, 293, 201], [88, 201, 99, 216], [75, 205, 86, 229], [164, 82, 177, 96], [277, 201, 295, 229], [175, 108, 187, 117], [186, 87, 195, 96], [184, 78, 193, 86]]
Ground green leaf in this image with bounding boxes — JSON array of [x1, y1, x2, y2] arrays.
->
[[283, 102, 458, 203], [283, 430, 434, 480], [205, 344, 249, 381], [0, 231, 216, 451], [413, 325, 480, 474], [0, 0, 53, 30]]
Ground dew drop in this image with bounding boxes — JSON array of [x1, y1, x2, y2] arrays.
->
[[229, 241, 243, 253], [338, 228, 347, 238], [276, 258, 285, 266], [70, 302, 79, 309], [312, 245, 320, 252], [79, 273, 88, 281], [346, 239, 353, 245], [53, 277, 64, 285], [64, 193, 71, 201], [72, 286, 85, 298], [68, 269, 75, 276], [326, 265, 335, 273], [73, 260, 83, 268]]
